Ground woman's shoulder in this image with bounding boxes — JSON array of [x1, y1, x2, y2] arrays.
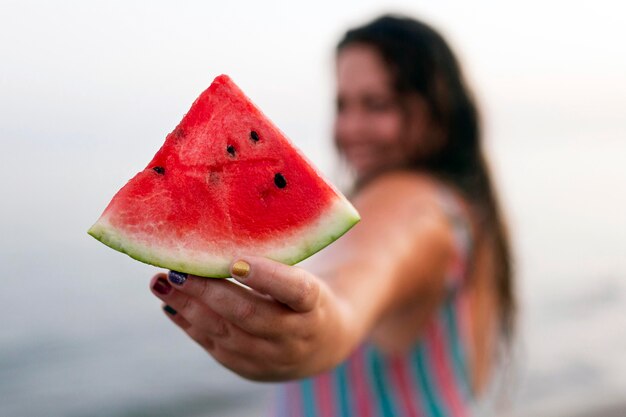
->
[[348, 171, 460, 250], [353, 170, 462, 211], [352, 170, 474, 252]]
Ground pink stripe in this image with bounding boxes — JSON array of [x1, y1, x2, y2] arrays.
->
[[390, 354, 423, 417], [349, 346, 373, 417], [451, 250, 468, 289], [315, 371, 337, 417], [428, 322, 467, 417]]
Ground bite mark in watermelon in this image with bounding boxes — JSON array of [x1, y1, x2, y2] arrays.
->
[[88, 74, 360, 277]]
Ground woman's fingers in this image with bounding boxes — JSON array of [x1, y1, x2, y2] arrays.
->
[[151, 256, 321, 339], [159, 305, 288, 369], [229, 256, 320, 312], [149, 264, 326, 380], [152, 272, 292, 339], [163, 258, 319, 314], [151, 273, 231, 336], [164, 271, 305, 337], [161, 303, 192, 329]]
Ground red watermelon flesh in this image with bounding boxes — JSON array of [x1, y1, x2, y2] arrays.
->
[[88, 75, 360, 277]]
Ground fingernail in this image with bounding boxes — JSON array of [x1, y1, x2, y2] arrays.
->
[[168, 270, 187, 286], [232, 260, 250, 278], [163, 305, 177, 316], [153, 277, 172, 295]]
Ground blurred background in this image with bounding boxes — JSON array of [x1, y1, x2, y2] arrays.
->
[[1, 0, 625, 416]]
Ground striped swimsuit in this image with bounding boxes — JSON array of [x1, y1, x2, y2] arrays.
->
[[272, 189, 476, 417]]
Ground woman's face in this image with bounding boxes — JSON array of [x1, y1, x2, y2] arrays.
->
[[335, 44, 427, 179]]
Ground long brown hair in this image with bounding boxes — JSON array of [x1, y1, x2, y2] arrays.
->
[[337, 15, 515, 338]]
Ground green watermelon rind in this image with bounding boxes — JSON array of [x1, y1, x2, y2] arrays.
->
[[88, 198, 360, 278]]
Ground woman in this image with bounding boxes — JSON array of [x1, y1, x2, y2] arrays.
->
[[150, 14, 514, 416]]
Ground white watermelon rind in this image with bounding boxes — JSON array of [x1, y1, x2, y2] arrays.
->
[[88, 197, 360, 278]]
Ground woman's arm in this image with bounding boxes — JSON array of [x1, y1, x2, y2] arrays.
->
[[313, 171, 456, 352], [149, 171, 456, 381]]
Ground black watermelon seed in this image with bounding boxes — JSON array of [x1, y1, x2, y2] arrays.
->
[[250, 131, 259, 142], [274, 173, 287, 189], [226, 145, 236, 156], [153, 166, 165, 175]]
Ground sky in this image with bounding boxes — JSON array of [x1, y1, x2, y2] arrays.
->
[[1, 1, 626, 415], [2, 0, 624, 290]]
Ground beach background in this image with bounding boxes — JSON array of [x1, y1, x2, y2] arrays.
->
[[1, 1, 625, 416]]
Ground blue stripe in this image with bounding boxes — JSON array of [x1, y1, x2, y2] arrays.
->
[[300, 378, 317, 417], [423, 321, 456, 417], [368, 348, 402, 417], [363, 345, 385, 417], [412, 342, 445, 417], [401, 346, 435, 417], [335, 362, 352, 417], [443, 301, 472, 399]]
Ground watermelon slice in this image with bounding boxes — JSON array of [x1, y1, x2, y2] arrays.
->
[[88, 75, 359, 277]]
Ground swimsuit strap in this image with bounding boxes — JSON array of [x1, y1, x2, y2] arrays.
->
[[436, 185, 474, 292]]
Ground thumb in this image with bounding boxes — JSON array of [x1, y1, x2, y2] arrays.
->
[[230, 256, 320, 313]]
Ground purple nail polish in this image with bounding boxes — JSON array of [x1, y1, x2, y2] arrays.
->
[[168, 270, 187, 286], [153, 277, 172, 295], [163, 305, 177, 315]]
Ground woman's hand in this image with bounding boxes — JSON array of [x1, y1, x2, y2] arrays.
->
[[149, 256, 351, 381]]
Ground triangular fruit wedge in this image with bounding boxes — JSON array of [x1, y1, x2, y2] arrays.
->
[[88, 74, 360, 277]]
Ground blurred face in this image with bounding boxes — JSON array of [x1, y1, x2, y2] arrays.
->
[[335, 44, 427, 179]]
